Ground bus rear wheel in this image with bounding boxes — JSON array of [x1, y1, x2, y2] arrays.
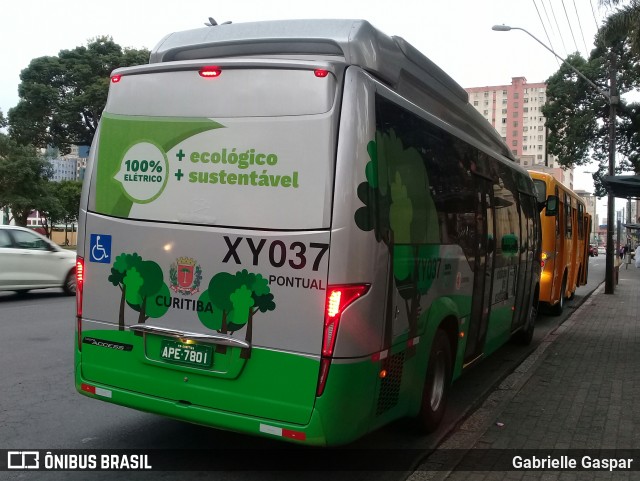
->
[[550, 275, 567, 316], [514, 297, 537, 345], [416, 329, 452, 433]]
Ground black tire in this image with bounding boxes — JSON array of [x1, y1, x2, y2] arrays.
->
[[550, 275, 567, 316], [416, 329, 452, 433], [63, 270, 76, 296], [514, 296, 537, 345]]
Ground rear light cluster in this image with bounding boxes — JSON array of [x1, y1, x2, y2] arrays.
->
[[196, 66, 330, 79], [541, 251, 548, 269], [76, 256, 85, 350], [317, 284, 370, 396]]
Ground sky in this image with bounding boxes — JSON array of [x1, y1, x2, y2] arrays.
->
[[0, 0, 624, 215]]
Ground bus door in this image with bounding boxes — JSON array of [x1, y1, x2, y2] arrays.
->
[[464, 178, 495, 364]]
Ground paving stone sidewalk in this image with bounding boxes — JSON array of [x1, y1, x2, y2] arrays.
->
[[411, 264, 640, 481]]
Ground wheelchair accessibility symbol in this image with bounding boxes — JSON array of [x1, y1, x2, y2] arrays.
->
[[90, 234, 112, 263]]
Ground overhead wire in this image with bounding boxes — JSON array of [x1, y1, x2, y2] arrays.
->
[[589, 0, 601, 30], [572, 0, 591, 57], [533, 0, 561, 67], [549, 0, 570, 57], [561, 0, 580, 54]]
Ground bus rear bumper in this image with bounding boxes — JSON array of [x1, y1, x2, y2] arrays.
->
[[75, 365, 329, 446]]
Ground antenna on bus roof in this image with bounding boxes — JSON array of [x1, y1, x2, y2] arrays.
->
[[205, 17, 232, 27]]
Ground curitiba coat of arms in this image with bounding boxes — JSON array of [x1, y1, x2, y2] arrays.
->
[[169, 257, 203, 295]]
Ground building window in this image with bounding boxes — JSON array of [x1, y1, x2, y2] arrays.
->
[[538, 126, 544, 131], [511, 149, 518, 155], [513, 121, 519, 127], [502, 118, 507, 124], [523, 145, 528, 151], [512, 131, 518, 137], [524, 98, 529, 103], [514, 93, 519, 99], [538, 135, 543, 141], [484, 92, 489, 97], [484, 100, 489, 106], [538, 145, 543, 150], [483, 110, 488, 115], [512, 140, 518, 146], [502, 109, 507, 114], [523, 107, 529, 113], [537, 154, 543, 160], [473, 101, 478, 106], [514, 102, 519, 108], [503, 90, 508, 95], [523, 126, 529, 132], [502, 99, 507, 104]]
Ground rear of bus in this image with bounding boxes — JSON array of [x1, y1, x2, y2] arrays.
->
[[74, 53, 392, 445]]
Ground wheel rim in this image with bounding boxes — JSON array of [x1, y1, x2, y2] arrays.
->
[[430, 350, 446, 411]]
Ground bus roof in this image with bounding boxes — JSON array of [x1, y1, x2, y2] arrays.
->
[[150, 19, 516, 162]]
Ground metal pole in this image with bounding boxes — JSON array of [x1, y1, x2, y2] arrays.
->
[[605, 53, 618, 294]]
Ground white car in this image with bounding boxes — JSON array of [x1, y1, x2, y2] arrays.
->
[[0, 225, 76, 295]]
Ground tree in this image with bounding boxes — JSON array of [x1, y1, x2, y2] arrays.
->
[[542, 12, 640, 195], [355, 131, 441, 355], [8, 37, 149, 154], [108, 253, 170, 330], [56, 180, 83, 243], [599, 0, 640, 54], [0, 133, 52, 226], [198, 270, 276, 359], [37, 182, 64, 238], [35, 180, 82, 240]]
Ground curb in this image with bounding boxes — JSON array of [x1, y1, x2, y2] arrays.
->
[[407, 281, 605, 480]]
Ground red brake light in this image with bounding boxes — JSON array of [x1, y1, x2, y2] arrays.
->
[[322, 284, 370, 356], [111, 74, 122, 83], [314, 69, 329, 78], [76, 256, 84, 350], [317, 284, 369, 396], [199, 66, 222, 78]]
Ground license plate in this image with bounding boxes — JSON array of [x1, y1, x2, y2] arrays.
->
[[160, 340, 213, 368]]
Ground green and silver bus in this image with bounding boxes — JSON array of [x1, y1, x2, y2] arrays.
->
[[75, 19, 541, 446]]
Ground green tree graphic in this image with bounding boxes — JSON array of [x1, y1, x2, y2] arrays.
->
[[108, 253, 169, 329], [198, 269, 275, 358], [354, 130, 440, 350]]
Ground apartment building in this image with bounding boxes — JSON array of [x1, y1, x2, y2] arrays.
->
[[466, 76, 574, 189]]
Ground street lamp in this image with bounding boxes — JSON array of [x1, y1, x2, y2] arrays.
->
[[492, 24, 619, 294]]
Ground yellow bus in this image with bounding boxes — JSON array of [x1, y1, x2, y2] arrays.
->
[[530, 171, 589, 315]]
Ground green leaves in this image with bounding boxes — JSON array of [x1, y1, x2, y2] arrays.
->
[[0, 134, 52, 226], [197, 270, 276, 333], [8, 37, 149, 153]]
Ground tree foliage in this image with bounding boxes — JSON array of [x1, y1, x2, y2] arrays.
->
[[0, 133, 52, 226], [542, 7, 640, 196], [8, 37, 149, 154], [599, 0, 640, 55], [198, 269, 275, 359], [108, 253, 170, 330]]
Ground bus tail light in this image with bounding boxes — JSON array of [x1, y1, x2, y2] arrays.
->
[[317, 284, 370, 396], [199, 66, 222, 78], [76, 256, 84, 350]]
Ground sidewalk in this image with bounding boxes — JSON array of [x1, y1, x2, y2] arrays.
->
[[412, 263, 640, 480]]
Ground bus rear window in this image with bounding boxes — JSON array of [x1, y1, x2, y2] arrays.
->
[[92, 68, 337, 229], [105, 68, 336, 117]]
